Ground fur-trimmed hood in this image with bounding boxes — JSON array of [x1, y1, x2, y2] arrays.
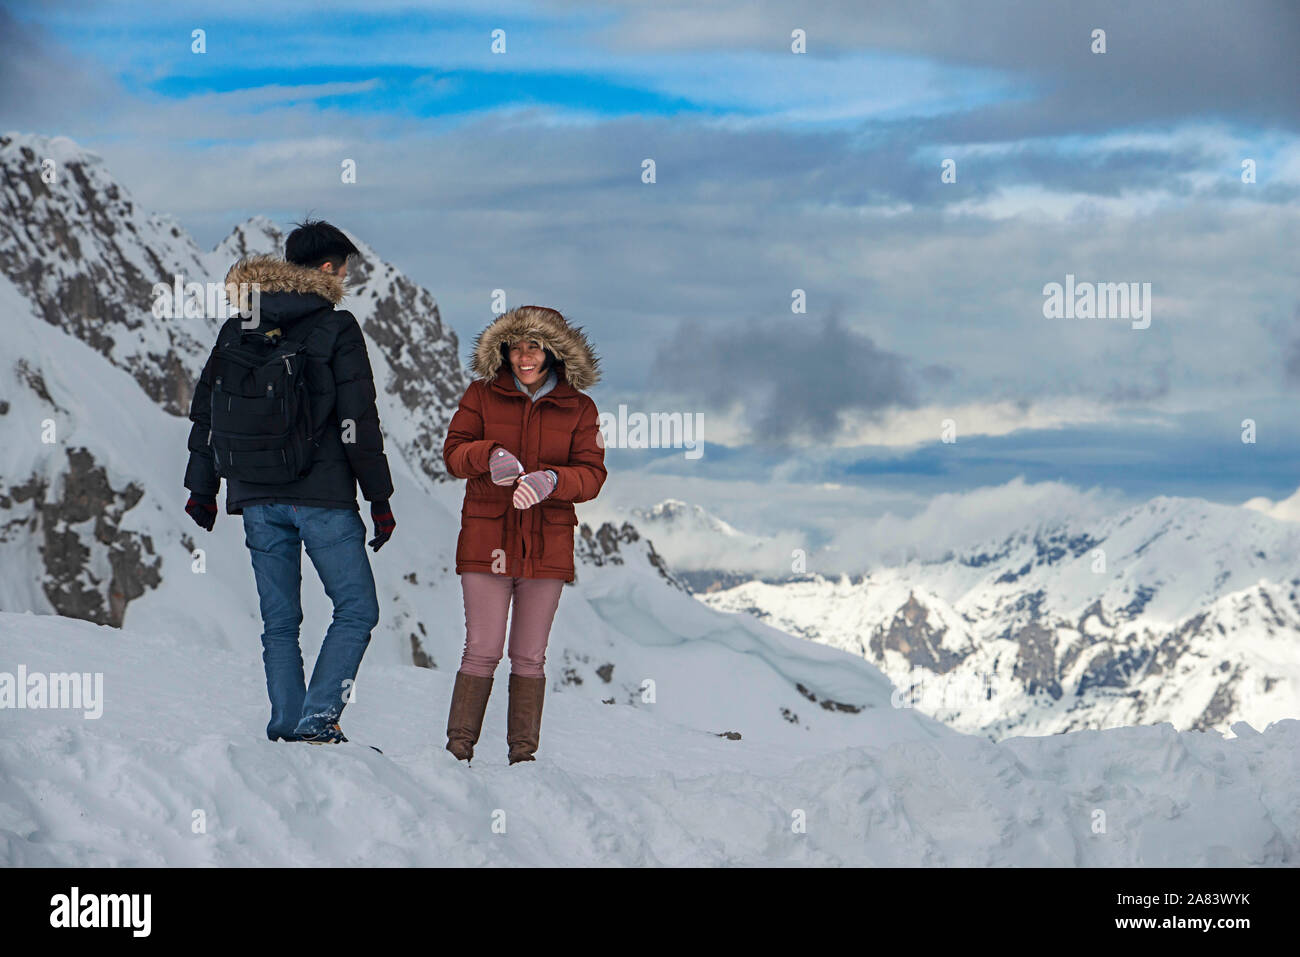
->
[[470, 306, 600, 392], [224, 254, 346, 314]]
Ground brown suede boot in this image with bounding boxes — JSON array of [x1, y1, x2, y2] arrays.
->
[[507, 673, 546, 765], [445, 671, 493, 762]]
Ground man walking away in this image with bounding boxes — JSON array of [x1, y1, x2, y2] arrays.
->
[[183, 219, 396, 744]]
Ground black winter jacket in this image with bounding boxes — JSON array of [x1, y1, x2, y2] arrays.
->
[[183, 256, 394, 513]]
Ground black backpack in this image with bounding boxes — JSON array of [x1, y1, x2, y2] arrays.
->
[[207, 323, 320, 484]]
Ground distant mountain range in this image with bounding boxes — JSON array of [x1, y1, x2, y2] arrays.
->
[[696, 494, 1300, 738]]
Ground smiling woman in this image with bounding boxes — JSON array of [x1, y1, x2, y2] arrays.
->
[[442, 304, 605, 765]]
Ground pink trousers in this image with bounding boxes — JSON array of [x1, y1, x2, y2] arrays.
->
[[458, 572, 565, 678]]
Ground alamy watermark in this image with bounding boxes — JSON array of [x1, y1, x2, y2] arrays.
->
[[50, 887, 150, 937], [597, 405, 704, 459], [151, 274, 261, 328], [891, 669, 994, 713], [1042, 273, 1151, 330], [0, 666, 103, 719]]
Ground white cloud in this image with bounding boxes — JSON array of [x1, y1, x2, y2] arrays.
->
[[834, 397, 1121, 447], [1243, 487, 1300, 523]]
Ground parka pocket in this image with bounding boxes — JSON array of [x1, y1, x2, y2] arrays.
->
[[538, 503, 579, 570], [465, 498, 510, 518], [459, 497, 511, 567]]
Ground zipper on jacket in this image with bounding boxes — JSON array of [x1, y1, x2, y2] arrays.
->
[[522, 397, 533, 569]]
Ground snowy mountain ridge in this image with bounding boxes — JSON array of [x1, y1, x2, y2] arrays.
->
[[700, 494, 1300, 739]]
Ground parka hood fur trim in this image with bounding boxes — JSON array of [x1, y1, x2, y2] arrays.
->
[[224, 254, 346, 312], [470, 306, 600, 392]]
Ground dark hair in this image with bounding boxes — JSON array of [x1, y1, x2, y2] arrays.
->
[[285, 218, 359, 269]]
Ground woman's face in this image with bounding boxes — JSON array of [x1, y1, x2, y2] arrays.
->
[[508, 339, 547, 386]]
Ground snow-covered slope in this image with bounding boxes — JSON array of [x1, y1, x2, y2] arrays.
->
[[702, 498, 1300, 739], [3, 610, 1296, 866]]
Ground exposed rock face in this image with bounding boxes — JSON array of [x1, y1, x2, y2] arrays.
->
[[870, 593, 966, 676], [794, 682, 863, 714], [6, 448, 161, 626], [353, 259, 466, 485], [1008, 621, 1062, 700]]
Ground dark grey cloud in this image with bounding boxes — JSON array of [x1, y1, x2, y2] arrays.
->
[[1101, 361, 1171, 404], [647, 313, 923, 444]]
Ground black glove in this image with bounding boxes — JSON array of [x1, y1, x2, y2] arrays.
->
[[185, 493, 217, 532], [369, 500, 395, 552]]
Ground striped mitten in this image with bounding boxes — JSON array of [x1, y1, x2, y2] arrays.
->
[[512, 470, 557, 509], [489, 447, 524, 486]]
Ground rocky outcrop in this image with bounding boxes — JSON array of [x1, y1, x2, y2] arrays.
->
[[869, 592, 966, 675], [577, 521, 689, 592], [356, 264, 466, 484], [5, 447, 161, 626]]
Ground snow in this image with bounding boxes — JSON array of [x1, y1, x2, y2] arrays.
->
[[1, 611, 1295, 866]]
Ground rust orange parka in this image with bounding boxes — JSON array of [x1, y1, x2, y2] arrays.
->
[[443, 307, 605, 582]]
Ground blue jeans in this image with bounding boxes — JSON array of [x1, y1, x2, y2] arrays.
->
[[242, 504, 379, 740]]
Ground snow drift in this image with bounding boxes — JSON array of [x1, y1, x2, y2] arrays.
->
[[1, 606, 1296, 866]]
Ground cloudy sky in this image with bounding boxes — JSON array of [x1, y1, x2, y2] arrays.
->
[[3, 0, 1299, 574]]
